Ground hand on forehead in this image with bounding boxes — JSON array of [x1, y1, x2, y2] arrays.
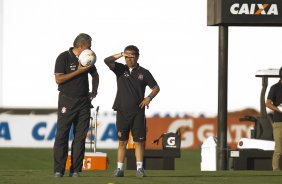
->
[[124, 50, 136, 57]]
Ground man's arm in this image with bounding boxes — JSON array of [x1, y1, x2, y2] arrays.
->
[[104, 52, 125, 70], [91, 72, 99, 96], [139, 85, 160, 109], [55, 63, 91, 84], [266, 99, 281, 113]]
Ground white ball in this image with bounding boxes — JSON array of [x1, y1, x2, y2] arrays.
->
[[78, 49, 96, 66]]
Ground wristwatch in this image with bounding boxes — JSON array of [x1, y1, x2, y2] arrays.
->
[[147, 96, 152, 101]]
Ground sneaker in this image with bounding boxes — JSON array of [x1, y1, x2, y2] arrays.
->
[[69, 172, 80, 177], [113, 168, 124, 177], [54, 172, 63, 178], [136, 168, 146, 177]]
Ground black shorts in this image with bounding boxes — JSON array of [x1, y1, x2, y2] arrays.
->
[[116, 110, 146, 142]]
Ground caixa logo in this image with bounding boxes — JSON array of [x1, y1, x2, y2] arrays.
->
[[230, 3, 278, 15], [32, 122, 118, 141]]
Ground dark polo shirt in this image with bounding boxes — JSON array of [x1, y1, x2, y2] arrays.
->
[[267, 80, 282, 122], [54, 47, 97, 97], [111, 62, 158, 112]]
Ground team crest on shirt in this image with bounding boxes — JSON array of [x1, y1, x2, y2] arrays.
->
[[61, 107, 67, 114], [123, 71, 130, 77], [138, 73, 144, 80]]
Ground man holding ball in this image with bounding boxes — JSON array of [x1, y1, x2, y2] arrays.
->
[[104, 45, 160, 177], [53, 33, 99, 177]]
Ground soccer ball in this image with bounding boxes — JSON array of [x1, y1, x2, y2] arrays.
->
[[78, 49, 96, 67]]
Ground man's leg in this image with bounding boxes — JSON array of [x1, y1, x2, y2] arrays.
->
[[54, 94, 76, 176], [117, 140, 128, 166], [132, 110, 146, 177], [70, 99, 90, 175], [134, 141, 145, 168], [117, 140, 128, 163], [112, 140, 128, 177], [272, 123, 282, 171], [114, 111, 130, 177], [54, 120, 72, 175]]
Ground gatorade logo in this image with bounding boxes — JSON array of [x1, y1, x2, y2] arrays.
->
[[83, 158, 92, 169], [230, 3, 278, 15], [167, 137, 176, 146]]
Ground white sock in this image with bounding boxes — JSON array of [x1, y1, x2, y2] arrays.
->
[[136, 162, 143, 170], [117, 162, 124, 171]]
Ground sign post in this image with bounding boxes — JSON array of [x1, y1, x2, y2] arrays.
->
[[207, 0, 282, 170], [217, 25, 228, 170]]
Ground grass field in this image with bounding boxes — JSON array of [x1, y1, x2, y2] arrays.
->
[[0, 149, 282, 184]]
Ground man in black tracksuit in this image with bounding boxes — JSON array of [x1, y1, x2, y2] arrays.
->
[[104, 45, 160, 177], [53, 33, 99, 177]]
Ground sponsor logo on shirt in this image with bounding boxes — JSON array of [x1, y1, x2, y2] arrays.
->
[[70, 63, 76, 71]]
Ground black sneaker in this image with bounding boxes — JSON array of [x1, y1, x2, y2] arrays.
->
[[136, 168, 146, 177], [54, 172, 63, 178], [113, 168, 124, 177], [69, 172, 80, 177]]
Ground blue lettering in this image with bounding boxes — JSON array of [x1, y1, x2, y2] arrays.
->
[[47, 123, 57, 140], [101, 123, 117, 141], [0, 122, 11, 140], [46, 123, 74, 141], [69, 125, 74, 140], [32, 122, 89, 141], [47, 123, 74, 141], [32, 122, 46, 140]]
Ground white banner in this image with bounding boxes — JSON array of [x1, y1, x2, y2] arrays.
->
[[0, 111, 118, 148]]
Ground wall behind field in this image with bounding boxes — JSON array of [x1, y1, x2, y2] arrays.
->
[[0, 112, 253, 149]]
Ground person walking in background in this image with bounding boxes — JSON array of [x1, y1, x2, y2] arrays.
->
[[266, 67, 282, 171], [104, 45, 160, 177], [53, 33, 99, 177]]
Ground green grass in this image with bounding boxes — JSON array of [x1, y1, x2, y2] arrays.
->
[[0, 149, 282, 184]]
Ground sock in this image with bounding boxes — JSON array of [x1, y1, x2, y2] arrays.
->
[[136, 162, 143, 170], [117, 162, 124, 171]]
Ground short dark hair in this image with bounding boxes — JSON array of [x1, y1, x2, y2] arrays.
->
[[124, 45, 139, 56], [73, 33, 92, 48], [279, 67, 282, 80]]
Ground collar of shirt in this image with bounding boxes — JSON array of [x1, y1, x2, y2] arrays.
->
[[127, 63, 140, 74], [68, 47, 78, 59]]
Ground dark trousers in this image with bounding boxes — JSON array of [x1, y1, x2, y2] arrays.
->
[[54, 93, 91, 174]]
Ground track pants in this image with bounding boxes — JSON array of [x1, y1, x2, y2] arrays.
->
[[53, 93, 91, 174], [272, 122, 282, 171]]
